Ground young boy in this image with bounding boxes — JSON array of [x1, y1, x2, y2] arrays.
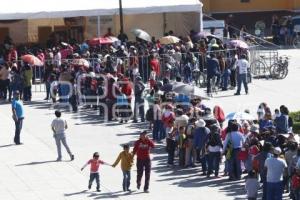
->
[[112, 144, 134, 192], [81, 152, 109, 192]]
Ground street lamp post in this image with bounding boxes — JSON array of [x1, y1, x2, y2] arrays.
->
[[119, 0, 124, 34]]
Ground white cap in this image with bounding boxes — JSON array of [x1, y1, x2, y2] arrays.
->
[[273, 147, 282, 155]]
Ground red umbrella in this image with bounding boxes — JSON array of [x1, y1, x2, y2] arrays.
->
[[89, 37, 114, 46], [21, 55, 43, 66]]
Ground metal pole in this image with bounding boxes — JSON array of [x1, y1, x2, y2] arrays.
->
[[97, 16, 101, 37], [119, 0, 124, 33]]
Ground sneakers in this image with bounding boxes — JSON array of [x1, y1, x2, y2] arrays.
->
[[144, 189, 149, 193], [70, 154, 75, 161], [97, 189, 101, 192], [234, 93, 240, 96]]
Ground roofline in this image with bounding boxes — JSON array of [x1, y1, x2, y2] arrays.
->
[[206, 9, 296, 15]]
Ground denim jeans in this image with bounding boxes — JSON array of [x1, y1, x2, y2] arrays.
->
[[122, 170, 131, 191], [54, 133, 72, 159], [228, 148, 242, 179], [200, 154, 208, 173], [237, 73, 248, 94], [152, 120, 165, 141], [89, 173, 100, 190], [266, 181, 283, 200], [14, 118, 23, 144], [59, 84, 70, 103], [208, 152, 221, 176]]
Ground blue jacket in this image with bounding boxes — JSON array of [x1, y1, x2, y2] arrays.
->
[[274, 114, 289, 133], [207, 58, 220, 78], [193, 127, 210, 149]]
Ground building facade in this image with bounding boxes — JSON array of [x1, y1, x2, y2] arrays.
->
[[201, 0, 300, 34]]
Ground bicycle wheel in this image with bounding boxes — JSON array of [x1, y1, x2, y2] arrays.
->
[[280, 66, 288, 79], [250, 60, 267, 77], [293, 37, 300, 49], [269, 63, 279, 79], [272, 64, 286, 79]]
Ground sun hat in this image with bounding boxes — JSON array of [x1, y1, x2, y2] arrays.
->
[[195, 119, 206, 128]]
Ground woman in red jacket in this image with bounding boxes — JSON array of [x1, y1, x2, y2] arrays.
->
[[133, 131, 155, 193]]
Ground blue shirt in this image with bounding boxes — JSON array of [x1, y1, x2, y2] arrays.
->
[[223, 131, 245, 150], [12, 100, 24, 118], [193, 127, 210, 149]]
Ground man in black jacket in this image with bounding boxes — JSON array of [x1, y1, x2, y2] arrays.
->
[[206, 54, 220, 95]]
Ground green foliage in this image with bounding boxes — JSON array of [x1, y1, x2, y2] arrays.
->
[[290, 111, 300, 122], [290, 111, 300, 133]]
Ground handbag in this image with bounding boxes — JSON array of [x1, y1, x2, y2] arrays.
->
[[225, 133, 233, 160]]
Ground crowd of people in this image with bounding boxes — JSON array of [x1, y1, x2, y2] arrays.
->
[[271, 15, 297, 46], [0, 26, 253, 107], [3, 27, 299, 199], [147, 93, 299, 199]]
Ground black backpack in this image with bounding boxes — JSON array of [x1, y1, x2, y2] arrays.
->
[[208, 133, 219, 147]]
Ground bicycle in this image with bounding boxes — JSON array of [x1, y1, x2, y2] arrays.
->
[[293, 33, 300, 49], [250, 49, 279, 78], [270, 56, 289, 79], [250, 55, 272, 78]]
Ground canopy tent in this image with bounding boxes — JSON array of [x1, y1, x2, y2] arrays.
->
[[0, 0, 202, 20]]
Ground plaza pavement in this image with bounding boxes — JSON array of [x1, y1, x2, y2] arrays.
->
[[0, 49, 299, 200]]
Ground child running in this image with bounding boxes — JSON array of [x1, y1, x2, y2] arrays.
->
[[81, 152, 110, 192], [112, 144, 134, 192]]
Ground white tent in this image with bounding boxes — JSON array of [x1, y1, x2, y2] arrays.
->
[[0, 0, 202, 20], [0, 0, 203, 43]]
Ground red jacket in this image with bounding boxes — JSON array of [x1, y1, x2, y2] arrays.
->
[[133, 139, 155, 160], [150, 59, 160, 76], [121, 84, 132, 101]]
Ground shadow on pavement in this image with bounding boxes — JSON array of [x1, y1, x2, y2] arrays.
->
[[64, 190, 88, 197], [15, 160, 58, 166], [93, 190, 145, 199], [0, 144, 15, 148]]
